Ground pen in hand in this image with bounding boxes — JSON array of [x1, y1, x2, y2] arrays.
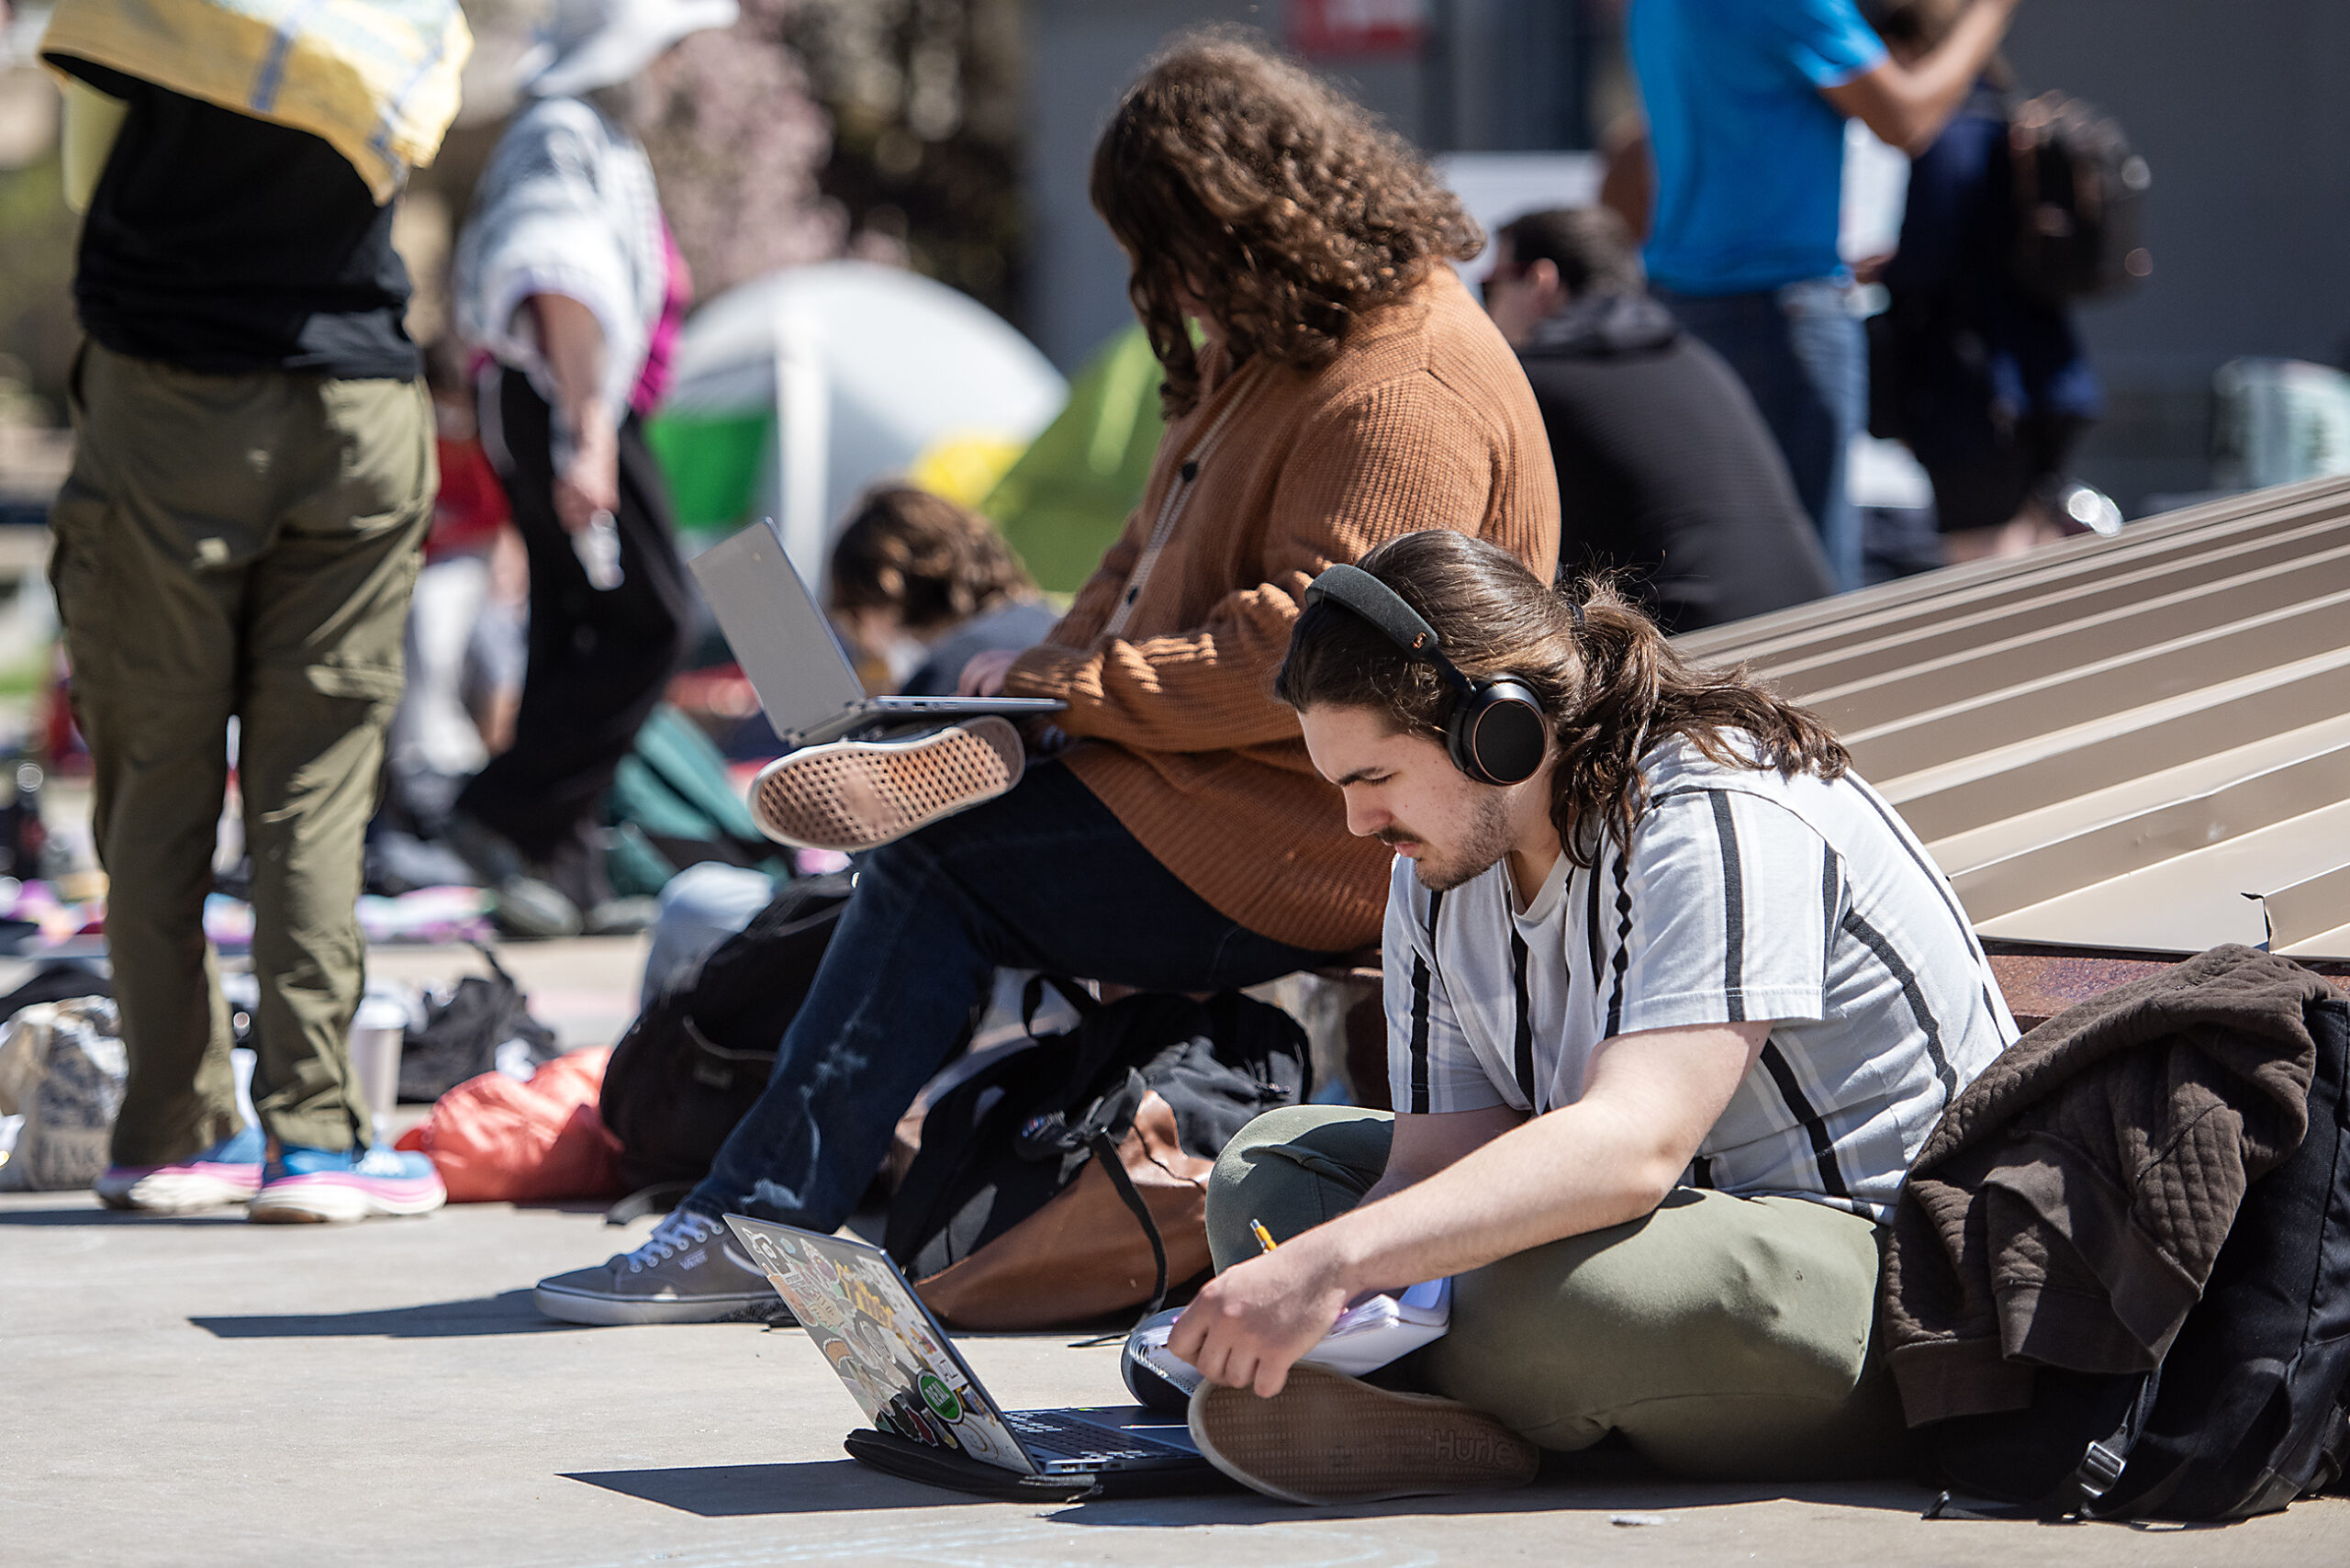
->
[[1250, 1218, 1279, 1255]]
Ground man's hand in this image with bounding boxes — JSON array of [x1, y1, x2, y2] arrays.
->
[[958, 648, 1020, 696], [1167, 1236, 1354, 1397], [552, 418, 619, 533]]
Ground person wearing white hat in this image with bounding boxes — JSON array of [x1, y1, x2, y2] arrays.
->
[[448, 0, 737, 938]]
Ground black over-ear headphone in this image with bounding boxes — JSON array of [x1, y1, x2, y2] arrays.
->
[[1303, 563, 1550, 786]]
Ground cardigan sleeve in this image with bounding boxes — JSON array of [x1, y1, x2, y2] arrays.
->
[[1002, 375, 1505, 753]]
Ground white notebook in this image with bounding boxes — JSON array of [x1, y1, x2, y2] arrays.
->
[[1136, 1276, 1452, 1390]]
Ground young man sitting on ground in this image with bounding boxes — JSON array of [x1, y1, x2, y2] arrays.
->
[[1169, 530, 2016, 1502], [532, 37, 1558, 1324]]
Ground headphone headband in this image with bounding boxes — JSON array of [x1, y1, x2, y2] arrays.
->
[[1303, 563, 1474, 700]]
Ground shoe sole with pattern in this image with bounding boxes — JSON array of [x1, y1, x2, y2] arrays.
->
[[749, 717, 1024, 852], [1187, 1362, 1539, 1505]]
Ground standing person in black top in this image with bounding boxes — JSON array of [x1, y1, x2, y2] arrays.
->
[[1483, 208, 1835, 633], [40, 48, 452, 1220]]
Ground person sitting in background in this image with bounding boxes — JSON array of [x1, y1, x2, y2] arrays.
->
[[1172, 531, 2015, 1503], [532, 32, 1558, 1326], [1483, 207, 1834, 633], [828, 485, 1058, 698], [1865, 0, 2107, 565]]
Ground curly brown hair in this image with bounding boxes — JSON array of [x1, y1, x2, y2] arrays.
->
[[1090, 31, 1483, 419], [828, 485, 1036, 636], [1275, 532, 1850, 868]]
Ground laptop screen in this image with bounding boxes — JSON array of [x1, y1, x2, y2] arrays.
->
[[689, 522, 867, 736], [727, 1218, 1036, 1474]]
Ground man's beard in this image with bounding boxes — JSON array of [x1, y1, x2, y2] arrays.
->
[[1387, 789, 1518, 892]]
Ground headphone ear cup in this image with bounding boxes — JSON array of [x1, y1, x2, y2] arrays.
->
[[1450, 678, 1548, 786]]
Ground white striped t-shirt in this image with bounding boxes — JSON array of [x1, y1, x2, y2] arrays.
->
[[1382, 736, 2017, 1223]]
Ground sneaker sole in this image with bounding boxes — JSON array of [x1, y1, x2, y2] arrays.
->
[[248, 1174, 448, 1225], [750, 718, 1024, 852], [1187, 1362, 1539, 1505], [532, 1280, 791, 1327], [100, 1169, 263, 1214]]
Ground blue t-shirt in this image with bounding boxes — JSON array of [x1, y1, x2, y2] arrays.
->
[[1631, 0, 1886, 296]]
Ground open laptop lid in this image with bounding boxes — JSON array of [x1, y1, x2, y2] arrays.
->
[[688, 521, 867, 739], [724, 1215, 1039, 1476], [689, 521, 1065, 749]]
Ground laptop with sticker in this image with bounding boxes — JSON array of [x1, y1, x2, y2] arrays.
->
[[689, 520, 1062, 750], [724, 1215, 1211, 1484]]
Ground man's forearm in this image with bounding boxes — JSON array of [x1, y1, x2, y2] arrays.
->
[[1287, 1097, 1687, 1303], [1828, 0, 2020, 153]]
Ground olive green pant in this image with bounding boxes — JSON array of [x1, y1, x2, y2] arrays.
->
[[1206, 1104, 1917, 1480], [51, 342, 432, 1163]]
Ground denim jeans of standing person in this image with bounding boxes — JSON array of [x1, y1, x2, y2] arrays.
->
[[678, 758, 1337, 1229], [1656, 278, 1866, 594]]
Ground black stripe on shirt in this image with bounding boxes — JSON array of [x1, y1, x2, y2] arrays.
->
[[1583, 857, 1605, 992], [1848, 775, 1984, 958], [1708, 790, 1746, 1022], [1407, 955, 1433, 1114], [1407, 890, 1445, 1114], [1509, 930, 1536, 1110], [1759, 1040, 1851, 1199], [1604, 849, 1633, 1038], [1820, 839, 1841, 972], [1841, 906, 1959, 1098]]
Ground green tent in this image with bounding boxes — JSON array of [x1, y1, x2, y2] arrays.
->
[[979, 325, 1168, 594]]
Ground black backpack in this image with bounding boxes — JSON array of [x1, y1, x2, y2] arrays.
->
[[885, 980, 1310, 1323], [1926, 995, 2350, 1521], [2005, 90, 2153, 306], [396, 946, 562, 1103], [598, 872, 854, 1193]]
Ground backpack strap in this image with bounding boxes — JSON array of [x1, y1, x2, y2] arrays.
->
[[1086, 1125, 1169, 1320], [2074, 1370, 2165, 1518]]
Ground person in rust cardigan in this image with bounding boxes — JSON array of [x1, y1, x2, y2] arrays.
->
[[533, 33, 1560, 1325]]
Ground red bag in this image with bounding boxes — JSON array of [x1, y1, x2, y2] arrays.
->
[[397, 1047, 625, 1203]]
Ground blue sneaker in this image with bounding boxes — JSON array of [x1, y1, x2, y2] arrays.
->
[[248, 1144, 447, 1224], [95, 1125, 266, 1213]]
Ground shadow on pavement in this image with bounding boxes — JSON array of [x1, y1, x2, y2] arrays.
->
[[0, 1204, 246, 1227], [190, 1289, 590, 1338], [564, 1459, 966, 1517], [1044, 1471, 1937, 1528]]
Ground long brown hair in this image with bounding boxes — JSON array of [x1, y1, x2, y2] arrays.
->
[[1274, 532, 1851, 867], [1089, 31, 1483, 419]]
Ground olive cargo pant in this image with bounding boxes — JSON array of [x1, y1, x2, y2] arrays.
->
[[1206, 1105, 1916, 1480], [51, 342, 432, 1163]]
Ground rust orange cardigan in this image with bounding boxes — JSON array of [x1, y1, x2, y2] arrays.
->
[[1002, 269, 1561, 954]]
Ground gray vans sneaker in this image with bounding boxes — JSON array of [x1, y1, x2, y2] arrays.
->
[[533, 1209, 792, 1326], [748, 717, 1024, 852], [1187, 1362, 1539, 1505]]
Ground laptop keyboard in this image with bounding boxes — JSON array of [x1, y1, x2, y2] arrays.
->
[[1005, 1410, 1186, 1462]]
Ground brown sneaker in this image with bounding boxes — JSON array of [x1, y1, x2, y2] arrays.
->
[[1187, 1362, 1539, 1505], [748, 717, 1024, 851]]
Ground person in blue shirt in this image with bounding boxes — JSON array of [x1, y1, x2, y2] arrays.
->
[[1629, 0, 2022, 592], [1869, 0, 2104, 565]]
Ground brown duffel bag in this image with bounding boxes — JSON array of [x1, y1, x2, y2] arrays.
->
[[884, 981, 1310, 1331]]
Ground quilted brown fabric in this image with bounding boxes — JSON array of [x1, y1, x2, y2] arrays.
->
[[1881, 943, 2328, 1425]]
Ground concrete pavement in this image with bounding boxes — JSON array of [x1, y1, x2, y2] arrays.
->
[[4, 1189, 2344, 1568]]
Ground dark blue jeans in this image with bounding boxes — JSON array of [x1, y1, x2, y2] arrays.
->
[[681, 759, 1337, 1226], [1657, 278, 1866, 594]]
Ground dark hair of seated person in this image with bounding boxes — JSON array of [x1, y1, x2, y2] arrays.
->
[[827, 485, 1037, 637], [1492, 207, 1648, 299]]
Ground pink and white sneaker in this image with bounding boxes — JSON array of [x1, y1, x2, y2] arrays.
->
[[94, 1126, 266, 1214], [246, 1145, 447, 1224]]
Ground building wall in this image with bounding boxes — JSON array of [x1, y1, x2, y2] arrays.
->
[[1997, 2, 2350, 509]]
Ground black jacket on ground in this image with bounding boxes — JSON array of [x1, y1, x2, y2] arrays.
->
[[1518, 294, 1833, 633]]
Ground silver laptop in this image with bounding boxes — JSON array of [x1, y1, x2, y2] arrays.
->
[[724, 1215, 1208, 1482], [689, 520, 1063, 749]]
